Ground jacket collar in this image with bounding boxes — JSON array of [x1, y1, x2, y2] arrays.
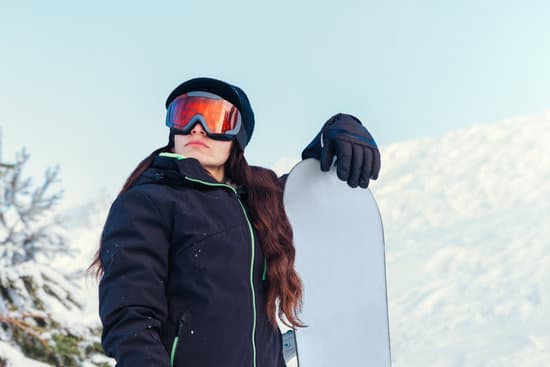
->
[[134, 152, 250, 200], [134, 152, 241, 191], [156, 152, 219, 183]]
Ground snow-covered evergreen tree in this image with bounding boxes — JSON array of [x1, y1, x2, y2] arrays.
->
[[0, 149, 66, 267], [0, 148, 111, 367]]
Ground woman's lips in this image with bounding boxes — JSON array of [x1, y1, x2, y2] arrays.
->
[[185, 141, 209, 148]]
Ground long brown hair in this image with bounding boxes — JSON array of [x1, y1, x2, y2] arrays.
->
[[89, 142, 304, 329]]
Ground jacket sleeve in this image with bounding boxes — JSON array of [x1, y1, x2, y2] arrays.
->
[[278, 174, 289, 190], [98, 188, 171, 367]]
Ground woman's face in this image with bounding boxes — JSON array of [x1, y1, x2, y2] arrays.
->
[[173, 123, 232, 180]]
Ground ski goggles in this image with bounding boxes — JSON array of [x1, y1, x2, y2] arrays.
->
[[165, 91, 242, 141]]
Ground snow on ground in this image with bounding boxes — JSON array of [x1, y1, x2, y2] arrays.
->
[[3, 111, 549, 366]]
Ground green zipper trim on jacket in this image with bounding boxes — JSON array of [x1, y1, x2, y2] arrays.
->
[[183, 176, 258, 367], [159, 152, 187, 160], [170, 336, 179, 366]]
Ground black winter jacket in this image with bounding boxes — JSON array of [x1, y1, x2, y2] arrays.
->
[[99, 153, 286, 367]]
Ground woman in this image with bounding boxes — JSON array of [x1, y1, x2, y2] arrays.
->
[[90, 77, 380, 367]]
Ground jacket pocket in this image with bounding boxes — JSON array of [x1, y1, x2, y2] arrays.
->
[[170, 319, 184, 366]]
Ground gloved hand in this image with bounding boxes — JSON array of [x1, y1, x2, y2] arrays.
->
[[302, 113, 380, 188]]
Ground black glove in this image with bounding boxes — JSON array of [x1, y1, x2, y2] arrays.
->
[[302, 113, 380, 188]]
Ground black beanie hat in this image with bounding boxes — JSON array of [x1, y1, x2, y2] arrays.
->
[[166, 77, 255, 149]]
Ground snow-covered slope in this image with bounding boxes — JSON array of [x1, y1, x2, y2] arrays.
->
[[50, 188, 115, 327], [3, 111, 548, 366], [370, 111, 550, 366]]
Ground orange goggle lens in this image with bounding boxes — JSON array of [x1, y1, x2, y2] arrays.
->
[[165, 91, 242, 137]]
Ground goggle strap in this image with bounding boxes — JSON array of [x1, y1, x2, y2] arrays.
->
[[236, 125, 248, 149]]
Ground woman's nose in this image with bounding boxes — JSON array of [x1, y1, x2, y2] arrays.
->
[[190, 122, 207, 136]]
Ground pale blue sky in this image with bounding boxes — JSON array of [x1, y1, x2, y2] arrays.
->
[[1, 1, 549, 207]]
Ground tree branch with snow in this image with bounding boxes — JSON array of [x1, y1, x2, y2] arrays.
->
[[0, 148, 69, 267]]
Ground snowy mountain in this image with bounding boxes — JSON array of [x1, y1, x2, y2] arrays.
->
[[370, 111, 550, 366], [2, 111, 549, 366]]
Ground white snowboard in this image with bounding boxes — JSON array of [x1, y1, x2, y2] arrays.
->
[[282, 159, 391, 367]]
